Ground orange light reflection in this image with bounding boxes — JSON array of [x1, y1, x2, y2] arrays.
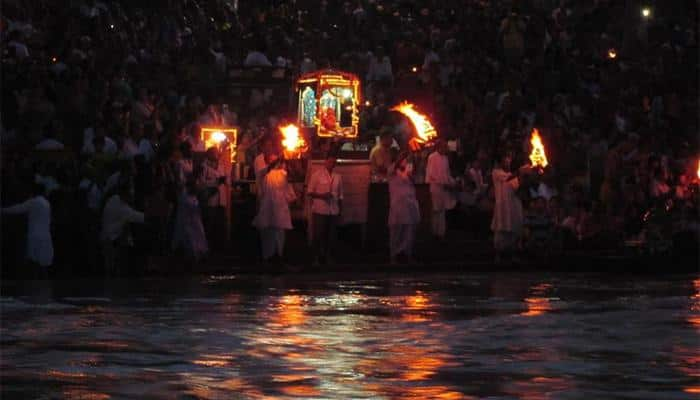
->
[[521, 283, 554, 317]]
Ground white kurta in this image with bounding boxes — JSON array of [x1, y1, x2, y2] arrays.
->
[[3, 196, 54, 267], [491, 168, 523, 233], [388, 173, 420, 226], [254, 153, 268, 197], [172, 193, 209, 257], [201, 161, 229, 207], [252, 169, 294, 230], [426, 151, 456, 211], [307, 168, 343, 216], [101, 195, 145, 242]]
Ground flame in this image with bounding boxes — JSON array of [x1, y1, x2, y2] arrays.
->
[[210, 131, 227, 144], [279, 124, 307, 158], [529, 128, 549, 169], [391, 102, 437, 143], [608, 48, 617, 59], [201, 127, 237, 150], [696, 159, 700, 180]]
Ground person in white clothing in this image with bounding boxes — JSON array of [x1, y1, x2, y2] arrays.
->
[[252, 154, 296, 263], [388, 154, 420, 264], [366, 46, 393, 84], [2, 184, 54, 271], [82, 125, 118, 155], [100, 185, 145, 273], [307, 155, 343, 264], [425, 140, 457, 238], [174, 142, 194, 188], [172, 181, 209, 261], [244, 49, 272, 67], [254, 138, 276, 199], [491, 152, 524, 262]]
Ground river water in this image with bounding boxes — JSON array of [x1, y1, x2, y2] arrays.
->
[[1, 272, 699, 399]]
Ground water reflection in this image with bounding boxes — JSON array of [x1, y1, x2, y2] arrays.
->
[[1, 274, 698, 399], [521, 283, 554, 317], [688, 279, 700, 329], [402, 291, 433, 322]]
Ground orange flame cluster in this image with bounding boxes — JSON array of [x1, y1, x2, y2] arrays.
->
[[279, 124, 307, 158], [391, 102, 437, 144], [529, 128, 549, 169]]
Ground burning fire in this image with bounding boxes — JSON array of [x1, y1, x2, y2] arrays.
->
[[391, 102, 437, 143], [279, 124, 307, 158], [529, 128, 549, 169], [201, 127, 236, 150], [209, 131, 227, 144]]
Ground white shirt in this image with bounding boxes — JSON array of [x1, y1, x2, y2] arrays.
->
[[426, 151, 456, 211], [137, 138, 155, 161], [388, 172, 420, 226], [307, 168, 343, 216], [2, 195, 53, 266], [82, 135, 118, 155], [254, 153, 268, 196], [491, 168, 523, 233], [244, 51, 272, 67], [35, 138, 65, 151], [100, 195, 145, 242]]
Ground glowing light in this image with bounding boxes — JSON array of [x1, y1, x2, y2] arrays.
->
[[211, 131, 227, 143], [342, 88, 353, 99], [200, 127, 237, 162], [521, 283, 554, 317], [641, 7, 651, 18], [607, 48, 617, 59], [51, 57, 57, 63], [365, 100, 371, 106], [696, 159, 700, 180], [529, 128, 549, 169], [411, 66, 418, 73], [279, 123, 307, 159], [391, 102, 437, 144]]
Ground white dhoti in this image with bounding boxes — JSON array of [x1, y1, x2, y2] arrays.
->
[[426, 151, 456, 239], [390, 224, 417, 257], [259, 227, 285, 260], [491, 168, 524, 253], [388, 173, 421, 259], [252, 168, 294, 261], [431, 210, 446, 237]]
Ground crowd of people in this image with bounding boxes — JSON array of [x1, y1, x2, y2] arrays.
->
[[1, 0, 698, 276]]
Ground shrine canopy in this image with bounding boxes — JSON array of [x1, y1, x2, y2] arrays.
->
[[296, 69, 361, 139]]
